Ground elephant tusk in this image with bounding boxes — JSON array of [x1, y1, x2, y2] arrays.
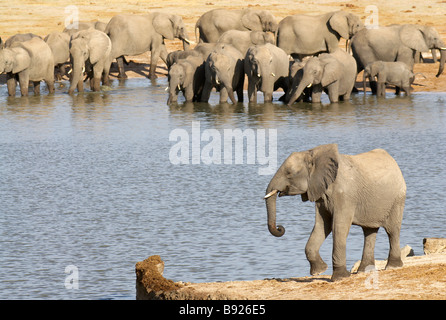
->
[[165, 86, 169, 91], [271, 73, 275, 77], [307, 83, 312, 88], [257, 73, 261, 77], [264, 190, 278, 199], [184, 38, 194, 45], [82, 66, 85, 74], [440, 47, 446, 50], [216, 78, 220, 85], [67, 68, 72, 75], [177, 84, 181, 90]]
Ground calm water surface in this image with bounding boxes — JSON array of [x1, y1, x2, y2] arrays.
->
[[0, 79, 445, 299]]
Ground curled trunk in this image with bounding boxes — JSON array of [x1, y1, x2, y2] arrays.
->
[[287, 76, 312, 105], [265, 191, 285, 237]]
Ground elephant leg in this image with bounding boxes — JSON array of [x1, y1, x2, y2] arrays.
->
[[402, 86, 411, 96], [305, 202, 331, 276], [184, 85, 194, 102], [331, 210, 354, 281], [357, 227, 379, 272], [311, 84, 323, 103], [376, 81, 384, 97], [384, 201, 404, 269], [116, 56, 128, 79], [6, 73, 17, 97], [33, 81, 41, 95], [149, 49, 161, 80], [327, 82, 339, 103], [263, 91, 273, 103], [18, 71, 30, 97], [91, 65, 103, 91]]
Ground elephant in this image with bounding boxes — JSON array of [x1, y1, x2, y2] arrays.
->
[[0, 37, 55, 96], [201, 44, 245, 104], [282, 58, 311, 103], [195, 8, 278, 43], [264, 144, 407, 281], [217, 30, 275, 55], [63, 20, 107, 36], [286, 49, 357, 104], [166, 49, 202, 70], [68, 28, 112, 94], [44, 31, 71, 80], [350, 24, 446, 92], [167, 55, 205, 104], [363, 61, 423, 97], [276, 11, 363, 59], [3, 33, 42, 48], [105, 13, 192, 79], [244, 43, 290, 103]]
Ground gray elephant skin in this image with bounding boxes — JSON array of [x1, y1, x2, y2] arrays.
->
[[264, 144, 407, 281], [202, 44, 245, 104], [287, 49, 356, 104], [167, 55, 205, 104], [166, 43, 216, 70], [105, 13, 192, 79], [217, 30, 275, 55], [68, 29, 112, 94], [195, 8, 277, 43], [276, 10, 363, 58], [64, 20, 107, 36], [351, 24, 446, 82], [363, 61, 420, 97], [44, 31, 71, 80], [245, 43, 289, 103], [0, 37, 55, 96]]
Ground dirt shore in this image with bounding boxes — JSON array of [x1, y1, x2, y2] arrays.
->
[[1, 0, 446, 91], [137, 253, 446, 300]]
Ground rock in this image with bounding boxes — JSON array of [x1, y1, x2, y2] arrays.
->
[[423, 238, 446, 255], [350, 245, 413, 273]]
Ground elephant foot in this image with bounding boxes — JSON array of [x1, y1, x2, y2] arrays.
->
[[309, 259, 328, 276], [117, 73, 128, 80], [385, 257, 403, 270], [357, 261, 375, 273], [331, 266, 350, 282], [148, 73, 158, 80]]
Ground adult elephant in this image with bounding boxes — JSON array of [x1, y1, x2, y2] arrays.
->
[[44, 31, 71, 80], [276, 10, 363, 59], [195, 8, 277, 43], [286, 49, 357, 104], [3, 33, 41, 48], [217, 30, 275, 55], [351, 24, 446, 80], [0, 37, 54, 96], [68, 29, 112, 94], [105, 13, 192, 79], [245, 43, 290, 103], [264, 144, 407, 281], [63, 20, 107, 36]]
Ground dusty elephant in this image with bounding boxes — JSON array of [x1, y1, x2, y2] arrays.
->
[[167, 55, 206, 104], [63, 20, 108, 36], [44, 31, 71, 80], [245, 43, 290, 103], [287, 49, 357, 104], [201, 44, 245, 104], [351, 24, 446, 86], [276, 11, 363, 59], [195, 8, 277, 43], [105, 13, 192, 79], [264, 144, 407, 281], [363, 61, 423, 97], [68, 28, 112, 94], [0, 37, 55, 96], [217, 30, 275, 55]]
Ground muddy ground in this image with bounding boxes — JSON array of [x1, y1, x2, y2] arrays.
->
[[1, 0, 446, 91]]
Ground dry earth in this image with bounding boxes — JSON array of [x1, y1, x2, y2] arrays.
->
[[1, 0, 446, 91]]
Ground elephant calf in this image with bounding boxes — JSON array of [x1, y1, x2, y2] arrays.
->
[[264, 144, 406, 281], [363, 61, 424, 97]]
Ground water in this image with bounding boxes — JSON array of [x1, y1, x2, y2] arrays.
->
[[0, 79, 445, 299]]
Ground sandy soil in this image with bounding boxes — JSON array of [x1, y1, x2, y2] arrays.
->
[[1, 0, 446, 91], [138, 254, 446, 300]]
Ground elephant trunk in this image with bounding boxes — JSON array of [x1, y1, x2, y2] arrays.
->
[[265, 190, 285, 237], [287, 76, 312, 105], [167, 83, 179, 104], [227, 86, 237, 104], [68, 54, 84, 94], [436, 47, 446, 77]]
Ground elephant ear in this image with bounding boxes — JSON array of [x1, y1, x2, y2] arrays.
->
[[321, 58, 342, 87], [241, 10, 262, 31], [399, 24, 429, 52], [88, 31, 111, 64], [306, 144, 339, 202], [11, 47, 31, 74], [153, 13, 175, 40], [329, 11, 349, 39]]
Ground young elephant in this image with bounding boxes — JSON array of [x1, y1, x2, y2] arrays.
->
[[201, 44, 245, 104], [264, 144, 407, 281], [363, 61, 422, 97], [245, 43, 290, 103], [287, 49, 356, 104], [44, 31, 71, 80], [216, 30, 275, 55], [167, 55, 205, 104], [68, 28, 112, 94], [0, 37, 55, 96]]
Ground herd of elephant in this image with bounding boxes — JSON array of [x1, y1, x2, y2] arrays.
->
[[0, 7, 444, 102]]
